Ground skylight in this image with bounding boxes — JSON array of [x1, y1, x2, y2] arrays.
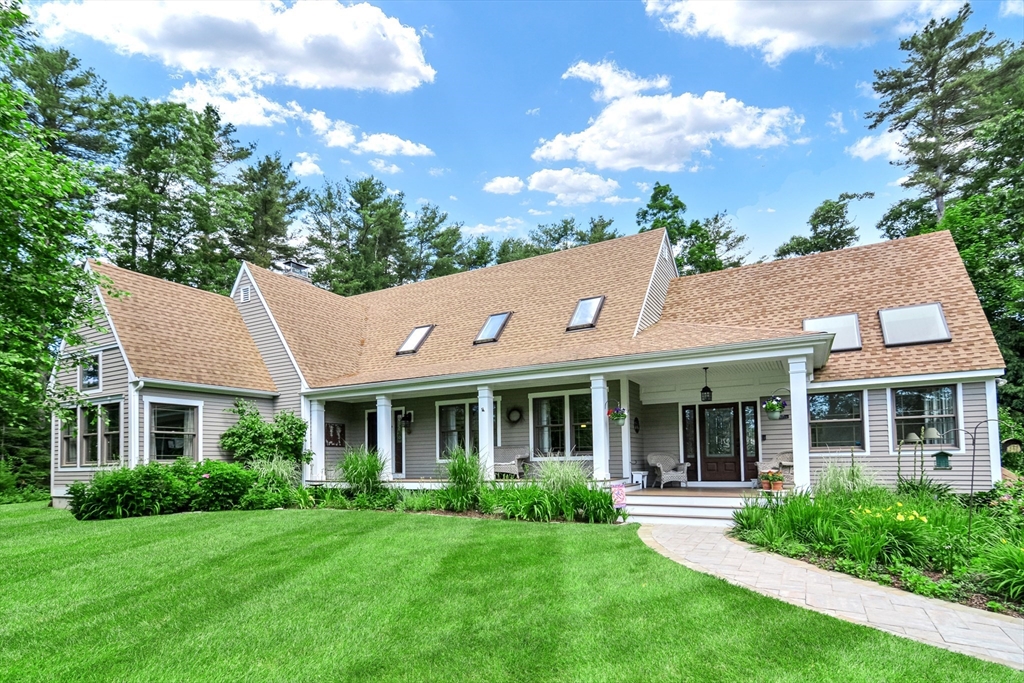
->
[[567, 296, 605, 331], [878, 303, 951, 347], [803, 313, 862, 352], [397, 325, 434, 355], [474, 312, 511, 344]]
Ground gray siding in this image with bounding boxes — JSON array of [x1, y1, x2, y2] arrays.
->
[[643, 403, 680, 463], [634, 238, 676, 334], [866, 388, 888, 455], [628, 381, 644, 472], [760, 398, 795, 463], [609, 380, 623, 479], [234, 270, 302, 415]]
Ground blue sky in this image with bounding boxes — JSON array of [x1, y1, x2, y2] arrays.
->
[[30, 0, 1024, 260]]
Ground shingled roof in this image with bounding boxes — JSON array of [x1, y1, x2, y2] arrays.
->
[[92, 261, 277, 393], [659, 230, 1004, 382]]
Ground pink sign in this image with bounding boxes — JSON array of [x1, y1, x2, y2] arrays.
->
[[611, 483, 627, 509]]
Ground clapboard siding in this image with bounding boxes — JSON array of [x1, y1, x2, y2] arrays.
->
[[628, 381, 644, 472], [759, 398, 794, 463], [643, 403, 679, 461], [137, 389, 273, 462], [634, 238, 676, 334], [234, 270, 301, 415], [609, 380, 622, 479], [809, 382, 996, 492]]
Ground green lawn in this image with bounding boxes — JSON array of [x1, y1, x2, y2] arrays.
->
[[0, 503, 1017, 682]]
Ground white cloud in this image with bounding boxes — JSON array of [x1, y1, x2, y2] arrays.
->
[[463, 216, 522, 236], [602, 195, 641, 205], [846, 129, 904, 161], [449, 195, 458, 201], [526, 107, 540, 116], [644, 0, 959, 65], [827, 111, 847, 134], [534, 61, 803, 172], [527, 208, 551, 216], [855, 80, 881, 99], [354, 132, 433, 156], [33, 0, 435, 91], [482, 176, 525, 195], [369, 158, 402, 174], [562, 59, 670, 102], [635, 181, 651, 194], [305, 108, 357, 146], [1000, 0, 1024, 17], [429, 167, 449, 177], [526, 168, 619, 205], [292, 152, 322, 177], [888, 175, 910, 187], [169, 71, 294, 126]]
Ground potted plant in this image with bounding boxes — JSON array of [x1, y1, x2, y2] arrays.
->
[[762, 396, 787, 420], [769, 471, 785, 491], [607, 406, 627, 426], [759, 472, 773, 490]]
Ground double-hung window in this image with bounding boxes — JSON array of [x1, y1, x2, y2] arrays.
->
[[437, 399, 499, 460], [151, 404, 198, 461], [60, 402, 121, 467], [531, 392, 592, 457], [809, 392, 864, 450], [60, 414, 78, 467], [893, 385, 957, 448], [81, 354, 100, 391]]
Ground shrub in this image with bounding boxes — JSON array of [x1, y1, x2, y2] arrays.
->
[[189, 461, 256, 512], [0, 459, 16, 495], [983, 539, 1024, 602], [398, 490, 437, 513], [239, 473, 295, 510], [567, 483, 621, 524], [500, 484, 553, 522], [339, 446, 385, 496], [0, 485, 50, 505], [219, 399, 313, 465], [437, 447, 482, 513], [68, 463, 189, 520], [313, 486, 350, 509], [538, 460, 588, 495], [352, 488, 400, 510], [249, 455, 301, 488]]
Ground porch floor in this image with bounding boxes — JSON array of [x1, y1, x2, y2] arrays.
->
[[629, 486, 765, 498]]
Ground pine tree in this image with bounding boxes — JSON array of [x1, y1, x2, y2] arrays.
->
[[775, 193, 873, 259], [234, 153, 308, 269]]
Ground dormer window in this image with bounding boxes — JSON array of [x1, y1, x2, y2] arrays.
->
[[474, 312, 511, 344], [567, 296, 604, 331], [803, 313, 862, 351], [397, 325, 434, 355], [879, 303, 951, 347], [81, 354, 100, 391]]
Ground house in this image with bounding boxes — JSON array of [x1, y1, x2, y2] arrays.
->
[[50, 229, 1006, 508]]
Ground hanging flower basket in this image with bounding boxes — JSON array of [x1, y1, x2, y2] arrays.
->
[[762, 396, 787, 420], [608, 406, 627, 426]]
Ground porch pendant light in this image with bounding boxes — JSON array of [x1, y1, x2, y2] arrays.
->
[[700, 367, 713, 402]]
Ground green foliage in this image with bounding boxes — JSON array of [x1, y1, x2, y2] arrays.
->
[[67, 462, 189, 520], [218, 399, 313, 465], [0, 485, 48, 505], [396, 489, 436, 513], [982, 538, 1024, 602], [233, 153, 308, 268], [538, 459, 588, 495], [499, 483, 554, 522], [437, 447, 482, 513], [338, 445, 384, 496], [188, 460, 257, 512], [248, 455, 301, 488], [814, 462, 877, 496], [238, 473, 294, 511], [774, 192, 874, 259]]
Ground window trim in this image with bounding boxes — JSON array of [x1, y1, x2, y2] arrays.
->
[[80, 353, 102, 393], [396, 324, 435, 356], [434, 397, 502, 462], [802, 313, 862, 352], [101, 403, 121, 467], [57, 399, 123, 470], [878, 302, 952, 348], [528, 389, 593, 460], [143, 396, 203, 463], [473, 312, 512, 345], [566, 296, 605, 332], [890, 384, 960, 451], [808, 390, 867, 452]]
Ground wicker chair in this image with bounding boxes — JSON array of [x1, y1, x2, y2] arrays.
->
[[493, 446, 530, 478], [757, 451, 795, 487], [647, 453, 690, 488]]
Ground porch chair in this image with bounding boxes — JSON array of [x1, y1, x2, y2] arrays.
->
[[757, 451, 795, 487], [493, 446, 530, 478], [647, 453, 690, 488]]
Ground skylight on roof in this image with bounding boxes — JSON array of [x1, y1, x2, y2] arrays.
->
[[567, 296, 605, 331], [803, 313, 862, 351], [878, 303, 951, 347], [397, 325, 434, 355], [474, 312, 511, 344]]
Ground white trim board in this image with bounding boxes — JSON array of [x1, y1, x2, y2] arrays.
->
[[137, 377, 279, 399], [527, 389, 590, 461], [810, 369, 1003, 391], [86, 262, 137, 383], [142, 395, 204, 464], [364, 406, 409, 478]]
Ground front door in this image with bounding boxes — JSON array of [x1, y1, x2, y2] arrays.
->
[[699, 404, 741, 481], [365, 410, 405, 477]]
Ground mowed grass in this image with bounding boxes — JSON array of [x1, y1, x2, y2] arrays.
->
[[0, 503, 1017, 683]]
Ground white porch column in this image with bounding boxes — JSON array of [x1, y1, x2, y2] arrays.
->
[[591, 375, 610, 481], [986, 379, 1002, 486], [620, 377, 632, 479], [376, 395, 394, 481], [477, 386, 495, 480], [309, 399, 326, 482], [788, 357, 811, 490]]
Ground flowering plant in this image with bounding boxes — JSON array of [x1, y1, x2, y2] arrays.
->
[[762, 396, 787, 413], [760, 469, 783, 482], [607, 406, 627, 420]]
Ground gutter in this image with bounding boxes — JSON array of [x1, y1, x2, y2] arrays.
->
[[136, 377, 279, 399]]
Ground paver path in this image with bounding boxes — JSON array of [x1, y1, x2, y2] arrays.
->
[[639, 525, 1024, 671]]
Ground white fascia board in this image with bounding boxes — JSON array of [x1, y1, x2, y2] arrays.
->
[[138, 377, 279, 399], [229, 262, 246, 299], [303, 336, 828, 401], [92, 282, 137, 382], [240, 262, 310, 392], [809, 368, 1005, 391], [632, 232, 676, 338]]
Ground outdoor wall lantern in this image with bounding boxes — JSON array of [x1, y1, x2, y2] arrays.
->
[[700, 367, 713, 402], [400, 411, 413, 433]]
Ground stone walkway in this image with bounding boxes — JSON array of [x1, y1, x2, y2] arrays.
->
[[639, 525, 1024, 671]]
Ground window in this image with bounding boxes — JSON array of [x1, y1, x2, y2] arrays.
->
[[893, 385, 957, 448], [60, 415, 77, 467], [531, 393, 592, 457], [397, 325, 434, 355], [81, 407, 100, 465], [809, 392, 864, 449], [240, 286, 251, 303], [60, 403, 120, 467], [474, 312, 511, 344], [878, 303, 951, 347], [151, 404, 197, 461], [81, 354, 100, 391], [803, 314, 861, 351], [682, 405, 697, 472], [437, 400, 499, 459], [102, 404, 121, 466], [567, 296, 604, 331]]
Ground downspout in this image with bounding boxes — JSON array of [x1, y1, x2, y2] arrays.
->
[[129, 380, 143, 467]]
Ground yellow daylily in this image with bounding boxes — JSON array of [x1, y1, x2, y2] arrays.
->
[[896, 513, 905, 521], [919, 516, 927, 523], [864, 509, 871, 514], [896, 502, 903, 507]]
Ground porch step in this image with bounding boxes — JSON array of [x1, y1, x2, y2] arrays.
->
[[625, 492, 747, 527], [627, 514, 733, 527]]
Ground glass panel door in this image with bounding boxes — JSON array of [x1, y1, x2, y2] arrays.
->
[[699, 404, 741, 481]]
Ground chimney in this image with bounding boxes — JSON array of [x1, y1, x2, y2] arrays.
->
[[281, 259, 312, 283]]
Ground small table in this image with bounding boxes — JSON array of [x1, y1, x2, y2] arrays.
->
[[631, 471, 648, 489]]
